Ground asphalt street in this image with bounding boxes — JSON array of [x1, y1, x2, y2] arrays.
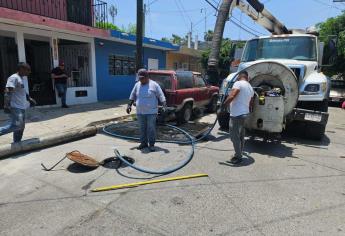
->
[[0, 107, 344, 236]]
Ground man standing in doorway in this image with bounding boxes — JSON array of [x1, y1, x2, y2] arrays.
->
[[223, 70, 254, 164], [0, 62, 36, 143], [51, 61, 69, 108], [126, 69, 166, 152]]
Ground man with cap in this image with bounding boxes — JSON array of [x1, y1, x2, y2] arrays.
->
[[127, 69, 166, 152], [0, 62, 36, 143], [51, 61, 69, 108], [223, 70, 254, 164]]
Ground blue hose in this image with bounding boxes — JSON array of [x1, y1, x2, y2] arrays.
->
[[103, 79, 234, 175], [103, 118, 217, 175], [108, 124, 196, 175]]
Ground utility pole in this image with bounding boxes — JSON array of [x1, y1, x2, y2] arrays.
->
[[136, 0, 144, 70], [143, 3, 146, 36], [188, 22, 193, 48], [201, 8, 207, 36]]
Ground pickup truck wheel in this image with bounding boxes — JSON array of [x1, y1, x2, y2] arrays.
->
[[207, 96, 218, 113], [217, 111, 230, 130], [305, 122, 326, 140], [177, 104, 192, 124]]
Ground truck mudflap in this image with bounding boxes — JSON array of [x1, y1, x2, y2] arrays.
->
[[288, 108, 329, 125]]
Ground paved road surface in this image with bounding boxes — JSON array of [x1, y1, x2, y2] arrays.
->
[[0, 107, 344, 235]]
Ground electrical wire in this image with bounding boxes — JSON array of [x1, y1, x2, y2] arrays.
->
[[203, 0, 263, 37], [173, 0, 190, 31], [229, 17, 260, 37], [231, 15, 265, 36], [177, 0, 193, 23], [311, 0, 343, 10]]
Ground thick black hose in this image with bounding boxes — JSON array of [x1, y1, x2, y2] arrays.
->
[[103, 77, 234, 175]]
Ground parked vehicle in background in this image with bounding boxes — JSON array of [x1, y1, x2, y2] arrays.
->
[[147, 70, 219, 123], [329, 79, 345, 105]]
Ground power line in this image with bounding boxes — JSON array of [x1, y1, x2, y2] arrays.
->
[[204, 0, 262, 37], [177, 0, 193, 23], [229, 17, 259, 37], [147, 0, 159, 7], [173, 0, 190, 32], [150, 8, 206, 14], [231, 15, 265, 35], [311, 0, 343, 10], [193, 11, 215, 28]]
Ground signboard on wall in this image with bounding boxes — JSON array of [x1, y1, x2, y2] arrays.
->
[[148, 58, 159, 70]]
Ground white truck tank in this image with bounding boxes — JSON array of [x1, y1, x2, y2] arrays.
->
[[244, 61, 299, 133]]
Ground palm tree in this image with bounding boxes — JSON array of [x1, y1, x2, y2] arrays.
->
[[207, 0, 233, 85]]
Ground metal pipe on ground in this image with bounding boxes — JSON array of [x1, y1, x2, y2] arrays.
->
[[0, 126, 97, 159]]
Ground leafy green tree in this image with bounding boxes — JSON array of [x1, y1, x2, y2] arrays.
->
[[120, 23, 137, 34], [318, 12, 345, 77], [96, 22, 120, 30], [161, 37, 170, 42], [204, 30, 214, 42]]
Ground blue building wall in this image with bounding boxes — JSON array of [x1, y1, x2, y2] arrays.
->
[[95, 38, 169, 101]]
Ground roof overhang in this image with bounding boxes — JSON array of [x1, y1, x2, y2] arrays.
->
[[109, 30, 179, 51]]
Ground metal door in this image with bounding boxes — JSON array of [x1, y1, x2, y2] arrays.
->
[[25, 39, 56, 106], [0, 37, 18, 108]]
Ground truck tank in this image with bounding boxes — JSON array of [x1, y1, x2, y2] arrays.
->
[[243, 61, 299, 134]]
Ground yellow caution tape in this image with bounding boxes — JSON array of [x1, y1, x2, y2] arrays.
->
[[91, 173, 208, 192]]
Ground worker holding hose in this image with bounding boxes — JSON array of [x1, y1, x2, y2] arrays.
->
[[126, 69, 166, 152], [223, 71, 254, 164]]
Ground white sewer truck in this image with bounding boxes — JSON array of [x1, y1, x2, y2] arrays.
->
[[207, 0, 332, 140], [217, 33, 331, 140]]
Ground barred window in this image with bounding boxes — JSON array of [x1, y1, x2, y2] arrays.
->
[[109, 55, 136, 76]]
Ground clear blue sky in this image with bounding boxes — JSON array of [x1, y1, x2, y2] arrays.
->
[[109, 0, 344, 41]]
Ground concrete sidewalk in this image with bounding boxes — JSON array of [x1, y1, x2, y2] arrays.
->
[[0, 101, 127, 146]]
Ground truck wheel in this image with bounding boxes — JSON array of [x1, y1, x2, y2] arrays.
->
[[177, 104, 193, 124], [207, 96, 218, 113], [217, 111, 230, 130], [305, 123, 326, 140]]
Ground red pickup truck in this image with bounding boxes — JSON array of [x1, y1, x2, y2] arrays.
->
[[147, 70, 219, 123]]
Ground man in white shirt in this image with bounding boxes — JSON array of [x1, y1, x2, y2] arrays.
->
[[224, 70, 254, 164], [0, 62, 36, 143], [127, 69, 166, 152]]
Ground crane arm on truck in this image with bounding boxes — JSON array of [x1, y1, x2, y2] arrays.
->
[[233, 0, 289, 35], [207, 0, 288, 73]]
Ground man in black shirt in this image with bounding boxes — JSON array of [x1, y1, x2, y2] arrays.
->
[[51, 61, 69, 108]]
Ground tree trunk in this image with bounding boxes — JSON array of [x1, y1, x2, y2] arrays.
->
[[207, 0, 233, 85]]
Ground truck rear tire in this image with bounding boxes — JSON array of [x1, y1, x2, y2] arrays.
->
[[305, 123, 326, 140], [177, 104, 193, 124], [217, 111, 230, 130]]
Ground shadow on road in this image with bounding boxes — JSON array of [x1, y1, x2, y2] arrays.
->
[[218, 154, 255, 167], [245, 139, 296, 158], [67, 163, 98, 173]]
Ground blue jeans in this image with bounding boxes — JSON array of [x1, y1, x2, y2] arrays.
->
[[137, 114, 157, 146], [229, 115, 247, 158], [0, 108, 26, 142], [55, 83, 67, 106]]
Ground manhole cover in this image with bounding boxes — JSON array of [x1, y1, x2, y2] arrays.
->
[[67, 151, 100, 167]]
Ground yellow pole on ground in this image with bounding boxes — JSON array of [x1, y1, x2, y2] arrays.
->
[[91, 173, 209, 192]]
